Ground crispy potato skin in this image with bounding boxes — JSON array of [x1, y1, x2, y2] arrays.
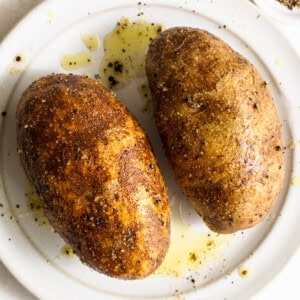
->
[[16, 74, 170, 279], [146, 27, 285, 234]]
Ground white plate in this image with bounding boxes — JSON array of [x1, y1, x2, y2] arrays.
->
[[0, 0, 300, 299]]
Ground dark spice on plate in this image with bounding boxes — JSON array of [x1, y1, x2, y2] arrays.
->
[[276, 0, 300, 9]]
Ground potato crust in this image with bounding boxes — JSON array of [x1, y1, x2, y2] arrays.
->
[[16, 74, 170, 279], [146, 27, 285, 233]]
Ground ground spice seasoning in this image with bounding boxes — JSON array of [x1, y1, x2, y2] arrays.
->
[[276, 0, 300, 9]]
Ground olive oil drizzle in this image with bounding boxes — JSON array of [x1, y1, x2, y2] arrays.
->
[[99, 18, 163, 90]]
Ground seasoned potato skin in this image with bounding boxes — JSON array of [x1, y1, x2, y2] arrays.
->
[[146, 27, 285, 234], [16, 74, 170, 279]]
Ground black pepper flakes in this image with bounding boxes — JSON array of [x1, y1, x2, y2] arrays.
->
[[275, 145, 282, 151], [96, 217, 104, 225], [85, 195, 94, 201], [15, 55, 22, 62], [108, 76, 119, 87], [155, 199, 162, 205], [1, 111, 7, 117], [82, 214, 90, 221], [113, 61, 123, 73]]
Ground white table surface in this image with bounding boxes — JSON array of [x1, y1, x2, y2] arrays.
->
[[0, 1, 299, 299]]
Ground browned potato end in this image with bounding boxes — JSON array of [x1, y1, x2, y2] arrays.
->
[[146, 27, 285, 234], [16, 74, 170, 279]]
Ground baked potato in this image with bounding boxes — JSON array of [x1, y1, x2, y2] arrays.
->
[[16, 74, 170, 279], [146, 27, 285, 234]]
